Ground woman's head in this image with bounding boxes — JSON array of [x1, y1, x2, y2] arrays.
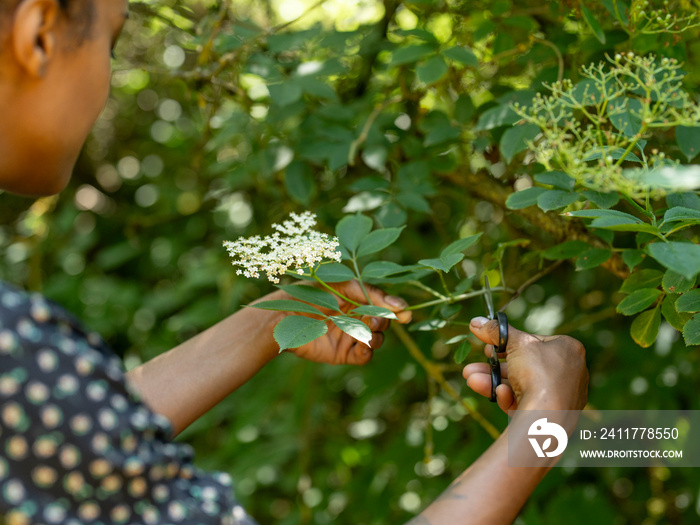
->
[[0, 0, 129, 196]]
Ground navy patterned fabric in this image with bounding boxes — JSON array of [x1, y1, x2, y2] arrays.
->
[[0, 281, 257, 525]]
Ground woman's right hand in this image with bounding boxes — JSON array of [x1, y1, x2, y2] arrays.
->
[[462, 316, 589, 413]]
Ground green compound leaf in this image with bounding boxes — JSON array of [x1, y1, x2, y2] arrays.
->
[[620, 269, 663, 293], [389, 44, 436, 66], [357, 227, 405, 257], [630, 306, 661, 348], [581, 190, 620, 209], [583, 146, 642, 163], [676, 126, 700, 162], [361, 261, 410, 279], [417, 55, 449, 84], [506, 187, 547, 210], [564, 209, 641, 221], [330, 315, 373, 346], [409, 319, 448, 332], [662, 206, 700, 224], [534, 171, 576, 190], [251, 299, 325, 316], [662, 294, 693, 331], [662, 270, 696, 295], [607, 97, 643, 138], [575, 248, 612, 270], [445, 334, 470, 345], [646, 242, 700, 281], [683, 315, 700, 346], [285, 161, 316, 206], [418, 253, 465, 273], [442, 46, 478, 67], [537, 190, 579, 212], [622, 249, 646, 271], [351, 305, 398, 320], [589, 216, 659, 234], [316, 263, 355, 283], [474, 104, 521, 131], [616, 289, 662, 316], [500, 123, 540, 163], [276, 285, 340, 311], [336, 213, 373, 253], [676, 289, 700, 313], [441, 233, 483, 257], [543, 240, 590, 260], [581, 4, 606, 44], [454, 340, 472, 364], [274, 315, 328, 351]]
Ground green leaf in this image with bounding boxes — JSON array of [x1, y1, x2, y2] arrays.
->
[[361, 145, 387, 172], [667, 192, 700, 211], [330, 315, 373, 346], [409, 319, 448, 332], [285, 161, 316, 206], [607, 97, 643, 138], [676, 126, 700, 162], [390, 44, 436, 66], [620, 269, 663, 293], [506, 187, 547, 210], [454, 95, 475, 123], [543, 240, 590, 260], [351, 305, 398, 320], [534, 171, 576, 190], [268, 82, 303, 107], [454, 276, 475, 295], [445, 334, 470, 345], [575, 248, 612, 270], [676, 289, 700, 313], [583, 147, 642, 163], [581, 5, 606, 44], [418, 253, 465, 273], [274, 315, 328, 351], [537, 190, 580, 212], [441, 233, 483, 257], [474, 104, 521, 131], [581, 190, 620, 209], [336, 213, 373, 253], [500, 124, 540, 163], [361, 261, 410, 279], [454, 340, 472, 364], [662, 270, 695, 294], [564, 209, 641, 221], [616, 289, 662, 315], [276, 285, 340, 311], [646, 242, 700, 281], [662, 206, 700, 224], [442, 46, 478, 67], [683, 315, 700, 345], [662, 294, 693, 331], [630, 306, 661, 348], [622, 249, 646, 271], [589, 216, 659, 234], [417, 55, 449, 84], [357, 227, 404, 257], [316, 263, 355, 283], [251, 299, 324, 316]]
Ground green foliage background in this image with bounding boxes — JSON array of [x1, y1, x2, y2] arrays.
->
[[1, 0, 700, 523]]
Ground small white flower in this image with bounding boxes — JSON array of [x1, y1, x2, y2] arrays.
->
[[223, 211, 342, 283]]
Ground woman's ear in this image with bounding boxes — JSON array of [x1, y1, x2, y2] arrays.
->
[[11, 0, 59, 78]]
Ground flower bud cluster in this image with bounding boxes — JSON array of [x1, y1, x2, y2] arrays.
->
[[223, 212, 342, 283]]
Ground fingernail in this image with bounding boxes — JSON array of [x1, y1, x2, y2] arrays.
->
[[470, 316, 488, 328], [385, 295, 407, 308], [370, 317, 380, 330]]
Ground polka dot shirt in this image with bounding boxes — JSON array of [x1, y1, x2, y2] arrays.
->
[[0, 282, 258, 525]]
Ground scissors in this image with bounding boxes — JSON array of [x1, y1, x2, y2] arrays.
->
[[483, 276, 509, 403]]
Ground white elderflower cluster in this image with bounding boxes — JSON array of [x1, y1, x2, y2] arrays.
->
[[223, 211, 342, 283]]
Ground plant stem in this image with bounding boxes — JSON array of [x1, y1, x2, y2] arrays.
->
[[351, 256, 373, 305], [500, 260, 564, 311], [409, 280, 448, 300], [311, 274, 361, 307], [405, 286, 510, 311], [438, 271, 452, 298], [391, 324, 501, 439]]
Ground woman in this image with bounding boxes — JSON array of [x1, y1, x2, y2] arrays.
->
[[0, 1, 589, 523]]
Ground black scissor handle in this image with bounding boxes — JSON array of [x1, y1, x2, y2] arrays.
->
[[489, 312, 509, 403]]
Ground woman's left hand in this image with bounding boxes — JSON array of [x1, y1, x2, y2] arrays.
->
[[266, 280, 412, 365]]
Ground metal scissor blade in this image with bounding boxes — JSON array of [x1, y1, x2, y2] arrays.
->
[[484, 275, 495, 320]]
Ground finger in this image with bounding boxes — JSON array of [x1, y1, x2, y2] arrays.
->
[[464, 372, 492, 399], [370, 331, 385, 350], [483, 344, 506, 358], [363, 284, 413, 324], [463, 361, 509, 380], [360, 315, 390, 333], [346, 341, 374, 365], [469, 316, 537, 353], [495, 384, 516, 413]]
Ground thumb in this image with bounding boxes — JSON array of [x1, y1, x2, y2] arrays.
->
[[469, 316, 533, 353]]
